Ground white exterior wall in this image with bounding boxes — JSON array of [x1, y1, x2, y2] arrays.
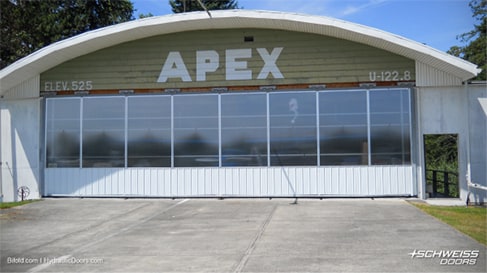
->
[[416, 62, 463, 87], [0, 98, 42, 202], [45, 166, 414, 197], [467, 84, 487, 203], [416, 84, 487, 203]]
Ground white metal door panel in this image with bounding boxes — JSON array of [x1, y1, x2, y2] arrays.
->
[[45, 166, 415, 197]]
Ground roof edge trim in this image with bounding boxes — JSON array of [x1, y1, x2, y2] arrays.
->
[[0, 10, 480, 93]]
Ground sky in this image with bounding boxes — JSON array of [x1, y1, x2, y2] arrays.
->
[[131, 0, 476, 52]]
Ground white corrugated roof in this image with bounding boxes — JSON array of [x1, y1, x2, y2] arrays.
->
[[0, 9, 480, 94]]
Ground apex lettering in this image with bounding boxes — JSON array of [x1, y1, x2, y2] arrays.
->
[[157, 47, 284, 82]]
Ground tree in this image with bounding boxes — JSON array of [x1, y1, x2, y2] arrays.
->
[[0, 0, 134, 69], [139, 12, 154, 19], [424, 134, 459, 197], [169, 0, 239, 13], [448, 0, 486, 81]]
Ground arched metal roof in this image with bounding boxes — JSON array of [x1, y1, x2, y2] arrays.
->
[[0, 9, 480, 94]]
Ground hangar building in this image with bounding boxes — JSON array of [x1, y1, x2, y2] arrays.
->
[[0, 10, 485, 202]]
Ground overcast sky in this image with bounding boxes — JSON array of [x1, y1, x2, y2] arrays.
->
[[131, 0, 475, 52]]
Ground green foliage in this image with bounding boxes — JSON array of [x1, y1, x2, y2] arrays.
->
[[0, 199, 39, 209], [424, 134, 458, 173], [0, 0, 134, 69], [424, 135, 459, 197], [139, 12, 155, 19], [448, 0, 486, 80], [169, 0, 239, 13]]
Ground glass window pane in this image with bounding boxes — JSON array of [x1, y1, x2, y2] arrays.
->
[[128, 96, 171, 167], [270, 92, 317, 166], [370, 89, 411, 165], [221, 93, 267, 166], [319, 91, 368, 165], [174, 95, 218, 167], [46, 98, 81, 168], [82, 97, 125, 167]]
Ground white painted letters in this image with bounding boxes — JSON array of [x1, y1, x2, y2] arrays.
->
[[43, 80, 93, 91], [225, 49, 252, 81], [157, 51, 192, 82], [196, 50, 219, 81], [257, 47, 284, 79], [157, 47, 284, 83]]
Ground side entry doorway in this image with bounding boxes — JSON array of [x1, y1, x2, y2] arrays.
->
[[424, 134, 459, 198]]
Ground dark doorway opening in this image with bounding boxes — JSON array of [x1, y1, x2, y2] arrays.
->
[[424, 134, 459, 198]]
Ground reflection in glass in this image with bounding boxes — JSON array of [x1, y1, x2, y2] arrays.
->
[[128, 96, 171, 167], [45, 88, 412, 169], [221, 93, 267, 166], [319, 91, 368, 165], [369, 89, 411, 165], [174, 95, 218, 167], [46, 98, 81, 167], [270, 92, 317, 166], [82, 97, 125, 167]]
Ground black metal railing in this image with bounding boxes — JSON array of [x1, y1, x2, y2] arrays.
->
[[426, 169, 459, 198]]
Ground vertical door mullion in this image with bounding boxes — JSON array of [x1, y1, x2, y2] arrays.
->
[[171, 95, 174, 168], [218, 94, 222, 167], [124, 97, 128, 168], [80, 98, 84, 168], [366, 90, 372, 166], [266, 93, 271, 167], [316, 91, 320, 166]]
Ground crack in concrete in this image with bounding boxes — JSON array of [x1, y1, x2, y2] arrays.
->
[[233, 203, 277, 273]]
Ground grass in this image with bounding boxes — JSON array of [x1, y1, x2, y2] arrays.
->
[[411, 202, 486, 245], [0, 199, 40, 209]]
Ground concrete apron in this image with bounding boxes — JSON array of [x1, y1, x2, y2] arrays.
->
[[0, 198, 485, 272]]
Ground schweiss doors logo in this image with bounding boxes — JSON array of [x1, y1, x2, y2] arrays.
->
[[409, 249, 480, 265]]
